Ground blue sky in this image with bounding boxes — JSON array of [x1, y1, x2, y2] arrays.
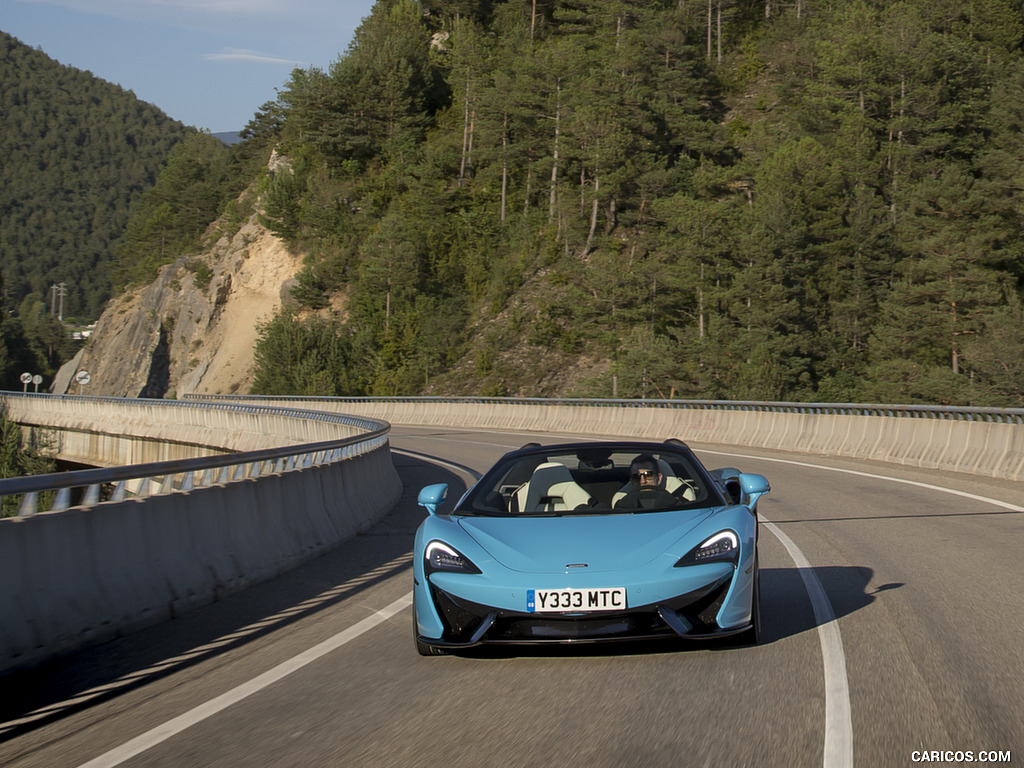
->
[[3, 0, 379, 133]]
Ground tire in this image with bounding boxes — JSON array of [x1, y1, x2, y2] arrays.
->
[[415, 631, 447, 656], [415, 634, 447, 656]]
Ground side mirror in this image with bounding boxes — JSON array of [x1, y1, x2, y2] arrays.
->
[[738, 473, 771, 509], [417, 483, 449, 515], [710, 467, 743, 504]]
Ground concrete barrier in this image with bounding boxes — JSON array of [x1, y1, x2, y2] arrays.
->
[[4, 393, 1022, 673], [0, 448, 399, 673], [4, 396, 366, 467], [230, 398, 1024, 482], [0, 396, 401, 674]]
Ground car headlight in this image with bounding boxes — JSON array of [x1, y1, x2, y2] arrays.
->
[[675, 531, 739, 567], [425, 541, 481, 574]]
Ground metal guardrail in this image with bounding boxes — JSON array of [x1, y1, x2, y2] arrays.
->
[[183, 394, 1024, 425], [0, 395, 390, 517], [5, 393, 1023, 517]]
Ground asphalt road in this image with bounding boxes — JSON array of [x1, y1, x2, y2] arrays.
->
[[1, 425, 1021, 768]]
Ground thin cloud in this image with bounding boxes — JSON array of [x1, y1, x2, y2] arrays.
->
[[9, 0, 373, 130], [15, 0, 368, 39], [17, 0, 288, 16], [203, 48, 308, 66]]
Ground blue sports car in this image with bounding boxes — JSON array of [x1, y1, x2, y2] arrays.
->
[[413, 439, 770, 655]]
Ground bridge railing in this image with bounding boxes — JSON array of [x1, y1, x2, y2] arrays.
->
[[6, 394, 1024, 509], [183, 394, 1024, 423], [183, 394, 1024, 482], [0, 392, 402, 671], [0, 393, 390, 517]]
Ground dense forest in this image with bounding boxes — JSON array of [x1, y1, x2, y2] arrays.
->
[[0, 31, 253, 389], [8, 1, 1024, 406], [242, 0, 1024, 406], [0, 31, 197, 318]]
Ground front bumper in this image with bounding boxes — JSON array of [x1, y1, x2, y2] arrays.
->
[[419, 570, 749, 648]]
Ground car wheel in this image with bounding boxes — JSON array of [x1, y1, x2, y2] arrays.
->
[[415, 634, 446, 656], [738, 550, 761, 646]]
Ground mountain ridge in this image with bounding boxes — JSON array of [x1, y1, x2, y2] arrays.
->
[[16, 1, 1024, 407]]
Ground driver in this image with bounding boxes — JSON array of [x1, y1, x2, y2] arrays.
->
[[614, 454, 678, 509]]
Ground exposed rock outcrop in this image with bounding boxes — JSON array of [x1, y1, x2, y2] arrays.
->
[[54, 216, 302, 398]]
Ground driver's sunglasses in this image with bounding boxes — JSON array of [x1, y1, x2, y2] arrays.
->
[[631, 469, 657, 481]]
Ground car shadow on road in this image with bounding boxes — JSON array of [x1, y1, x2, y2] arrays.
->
[[448, 564, 889, 661], [759, 564, 894, 644], [0, 453, 467, 741]]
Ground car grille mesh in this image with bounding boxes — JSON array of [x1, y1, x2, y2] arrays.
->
[[430, 573, 734, 644]]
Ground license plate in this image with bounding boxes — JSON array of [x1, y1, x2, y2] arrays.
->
[[527, 588, 627, 613]]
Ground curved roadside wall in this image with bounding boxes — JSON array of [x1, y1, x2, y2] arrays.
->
[[3, 396, 367, 466], [0, 397, 401, 674], [230, 398, 1024, 482], [4, 394, 1022, 673]]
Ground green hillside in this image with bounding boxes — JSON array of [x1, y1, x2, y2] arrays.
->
[[0, 31, 195, 319], [0, 31, 252, 389], [9, 1, 1024, 406], [242, 0, 1024, 406]]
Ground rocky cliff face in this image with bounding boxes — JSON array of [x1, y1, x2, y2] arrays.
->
[[53, 214, 302, 398]]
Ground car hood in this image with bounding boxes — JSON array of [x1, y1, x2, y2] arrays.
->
[[457, 509, 716, 573]]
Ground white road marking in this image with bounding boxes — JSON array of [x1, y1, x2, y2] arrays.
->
[[76, 444, 1014, 768], [396, 434, 528, 451], [392, 448, 483, 480], [763, 520, 853, 768], [4, 555, 413, 737], [77, 593, 413, 768], [402, 436, 857, 767], [702, 448, 1021, 768], [700, 449, 1023, 511]]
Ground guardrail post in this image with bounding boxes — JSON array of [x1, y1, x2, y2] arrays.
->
[[83, 484, 101, 506], [53, 487, 72, 511], [111, 481, 127, 501], [17, 491, 38, 517]]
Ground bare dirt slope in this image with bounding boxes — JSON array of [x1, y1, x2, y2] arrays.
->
[[53, 215, 301, 398]]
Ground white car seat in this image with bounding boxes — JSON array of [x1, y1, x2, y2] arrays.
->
[[514, 462, 594, 512]]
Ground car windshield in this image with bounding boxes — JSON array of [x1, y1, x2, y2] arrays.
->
[[457, 444, 723, 517]]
